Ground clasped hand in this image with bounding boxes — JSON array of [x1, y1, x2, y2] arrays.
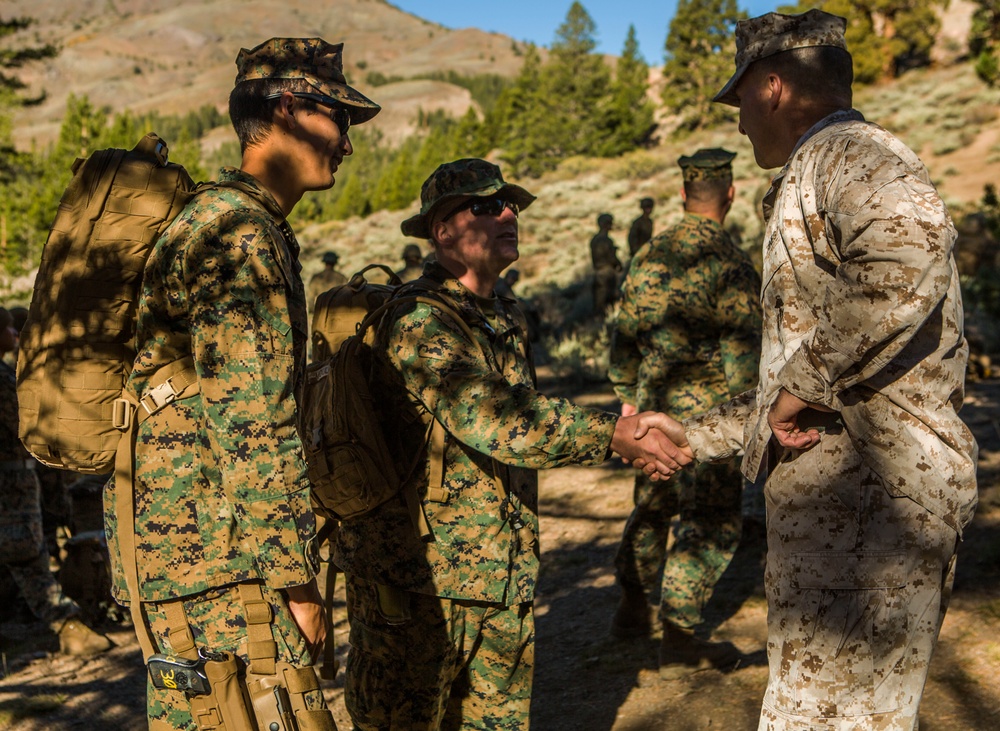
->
[[611, 411, 694, 481]]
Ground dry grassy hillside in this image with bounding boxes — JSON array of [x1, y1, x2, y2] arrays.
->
[[298, 59, 1000, 301], [2, 0, 999, 305], [0, 0, 526, 148]]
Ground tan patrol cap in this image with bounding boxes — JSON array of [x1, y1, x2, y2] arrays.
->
[[678, 148, 736, 182], [713, 10, 848, 107], [235, 38, 381, 124]]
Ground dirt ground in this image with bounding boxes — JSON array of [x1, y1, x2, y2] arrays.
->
[[2, 376, 999, 731]]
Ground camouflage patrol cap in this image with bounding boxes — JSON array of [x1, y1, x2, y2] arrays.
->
[[678, 148, 736, 182], [401, 158, 536, 239], [235, 38, 381, 124], [713, 10, 848, 107], [322, 251, 340, 265]]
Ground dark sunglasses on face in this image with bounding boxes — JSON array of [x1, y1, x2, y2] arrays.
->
[[442, 196, 519, 222], [263, 91, 351, 136]]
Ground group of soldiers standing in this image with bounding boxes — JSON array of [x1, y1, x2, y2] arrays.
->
[[0, 8, 981, 731]]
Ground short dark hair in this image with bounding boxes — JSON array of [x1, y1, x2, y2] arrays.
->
[[228, 78, 317, 153], [758, 46, 853, 105], [683, 177, 732, 206]]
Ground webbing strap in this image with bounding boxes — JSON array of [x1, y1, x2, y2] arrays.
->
[[162, 599, 198, 660], [238, 583, 277, 676], [367, 293, 484, 537], [114, 356, 200, 662]]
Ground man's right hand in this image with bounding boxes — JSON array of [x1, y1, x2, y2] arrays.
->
[[611, 412, 694, 478], [629, 412, 694, 481]]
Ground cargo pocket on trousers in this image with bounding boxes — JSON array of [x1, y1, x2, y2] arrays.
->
[[777, 550, 909, 718]]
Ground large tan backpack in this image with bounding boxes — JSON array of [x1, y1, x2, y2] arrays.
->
[[16, 133, 196, 473], [303, 265, 479, 526]]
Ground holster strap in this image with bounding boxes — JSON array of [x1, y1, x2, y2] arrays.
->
[[239, 582, 277, 676], [162, 598, 198, 660]]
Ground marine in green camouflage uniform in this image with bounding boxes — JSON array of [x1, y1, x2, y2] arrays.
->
[[590, 212, 622, 313], [609, 149, 762, 675], [627, 197, 655, 257], [1, 307, 109, 655], [103, 38, 379, 729], [335, 159, 688, 731]]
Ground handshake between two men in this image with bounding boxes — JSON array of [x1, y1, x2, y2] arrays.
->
[[610, 387, 829, 480]]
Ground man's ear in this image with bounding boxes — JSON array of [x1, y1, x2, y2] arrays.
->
[[679, 187, 687, 204], [766, 72, 783, 111], [274, 91, 297, 130], [431, 220, 453, 247]]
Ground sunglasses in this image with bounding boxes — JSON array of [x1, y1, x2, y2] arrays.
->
[[442, 196, 519, 222], [264, 91, 351, 136]]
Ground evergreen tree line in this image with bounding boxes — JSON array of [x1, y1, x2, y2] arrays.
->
[[2, 0, 999, 275]]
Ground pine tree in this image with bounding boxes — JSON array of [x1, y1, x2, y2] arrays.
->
[[0, 17, 57, 270], [597, 25, 655, 156], [501, 3, 613, 177], [787, 0, 946, 82], [970, 0, 1000, 85], [661, 0, 742, 134]]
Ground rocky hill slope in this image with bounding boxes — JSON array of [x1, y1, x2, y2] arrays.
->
[[0, 0, 528, 147]]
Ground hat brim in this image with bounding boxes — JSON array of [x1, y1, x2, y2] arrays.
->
[[400, 183, 536, 239], [309, 79, 381, 124], [712, 61, 750, 107]]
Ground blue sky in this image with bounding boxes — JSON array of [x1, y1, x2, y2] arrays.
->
[[390, 1, 785, 63]]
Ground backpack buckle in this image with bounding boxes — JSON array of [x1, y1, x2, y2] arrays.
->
[[139, 378, 180, 416], [112, 398, 133, 431]]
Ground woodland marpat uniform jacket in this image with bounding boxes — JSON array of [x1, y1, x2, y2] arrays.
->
[[105, 167, 319, 603], [609, 213, 761, 414], [335, 263, 618, 605], [684, 110, 978, 534]]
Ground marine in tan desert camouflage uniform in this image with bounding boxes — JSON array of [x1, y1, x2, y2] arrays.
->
[[103, 37, 380, 729], [637, 11, 978, 730], [396, 242, 426, 282], [609, 149, 762, 679], [335, 158, 690, 731], [308, 250, 349, 308]]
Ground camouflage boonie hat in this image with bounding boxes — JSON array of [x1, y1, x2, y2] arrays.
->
[[401, 158, 536, 239], [678, 148, 736, 182], [402, 243, 422, 260], [713, 10, 848, 107], [597, 213, 613, 227], [235, 38, 381, 124], [321, 251, 340, 264], [639, 197, 654, 208]]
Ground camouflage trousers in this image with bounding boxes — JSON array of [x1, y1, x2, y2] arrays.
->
[[592, 267, 619, 314], [759, 426, 957, 731], [0, 468, 78, 626], [142, 581, 330, 730], [344, 574, 534, 730], [614, 458, 743, 630]]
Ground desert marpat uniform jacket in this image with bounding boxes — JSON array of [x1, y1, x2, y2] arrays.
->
[[609, 213, 761, 413], [335, 262, 618, 605], [105, 167, 319, 603], [684, 110, 978, 534]]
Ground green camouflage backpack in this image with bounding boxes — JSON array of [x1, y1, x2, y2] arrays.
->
[[16, 133, 196, 473], [303, 265, 479, 528]]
